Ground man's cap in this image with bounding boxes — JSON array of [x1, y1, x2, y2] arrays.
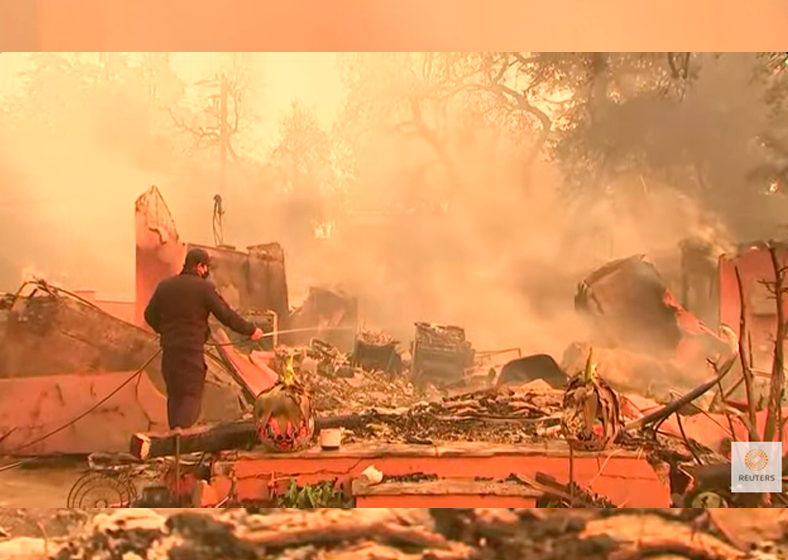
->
[[184, 247, 211, 268]]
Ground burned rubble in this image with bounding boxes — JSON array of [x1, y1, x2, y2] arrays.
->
[[145, 250, 788, 508], [1, 508, 786, 560], [411, 322, 475, 389], [1, 271, 751, 509], [294, 333, 421, 414], [2, 188, 787, 511], [272, 324, 569, 427], [352, 329, 402, 374], [127, 321, 741, 509], [335, 385, 564, 445], [0, 281, 756, 512]]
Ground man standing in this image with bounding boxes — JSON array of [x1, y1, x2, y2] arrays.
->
[[144, 247, 264, 429]]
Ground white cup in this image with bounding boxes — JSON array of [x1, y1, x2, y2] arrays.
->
[[320, 428, 342, 449]]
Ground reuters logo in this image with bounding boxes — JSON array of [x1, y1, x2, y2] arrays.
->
[[744, 449, 769, 471]]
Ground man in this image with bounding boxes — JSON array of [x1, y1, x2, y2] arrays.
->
[[144, 247, 264, 430]]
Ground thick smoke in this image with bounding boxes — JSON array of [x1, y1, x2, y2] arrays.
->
[[0, 52, 780, 359]]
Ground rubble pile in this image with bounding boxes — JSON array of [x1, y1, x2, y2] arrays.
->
[[303, 367, 422, 415], [285, 336, 424, 415], [338, 384, 566, 444], [290, 323, 489, 418], [1, 508, 784, 560], [304, 339, 353, 378]]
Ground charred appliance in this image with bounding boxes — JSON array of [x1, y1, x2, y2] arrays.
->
[[410, 322, 475, 387], [351, 330, 401, 375]]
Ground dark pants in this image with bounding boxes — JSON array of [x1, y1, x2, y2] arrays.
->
[[161, 348, 207, 430]]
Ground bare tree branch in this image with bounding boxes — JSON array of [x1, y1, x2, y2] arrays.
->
[[167, 73, 246, 155], [167, 107, 221, 147], [763, 242, 786, 443], [734, 266, 760, 442]]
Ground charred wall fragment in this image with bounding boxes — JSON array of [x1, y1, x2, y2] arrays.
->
[[135, 186, 292, 335], [575, 255, 685, 357], [0, 281, 249, 455], [196, 242, 290, 324], [0, 281, 161, 379], [134, 186, 186, 328]]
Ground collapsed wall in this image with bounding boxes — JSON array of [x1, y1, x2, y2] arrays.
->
[[134, 186, 186, 328], [0, 281, 247, 455], [0, 186, 356, 455], [134, 186, 290, 329], [191, 242, 289, 327]]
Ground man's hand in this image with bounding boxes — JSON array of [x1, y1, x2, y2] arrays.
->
[[250, 327, 265, 341]]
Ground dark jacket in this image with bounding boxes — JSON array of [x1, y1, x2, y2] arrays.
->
[[144, 270, 256, 350]]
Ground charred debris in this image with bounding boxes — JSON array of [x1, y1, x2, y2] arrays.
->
[[2, 508, 786, 560], [129, 251, 785, 508], [3, 243, 788, 509]]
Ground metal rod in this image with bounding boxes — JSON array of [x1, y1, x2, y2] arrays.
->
[[267, 310, 279, 347], [174, 432, 181, 505]]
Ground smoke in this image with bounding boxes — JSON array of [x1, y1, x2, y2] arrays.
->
[[0, 52, 779, 360], [299, 54, 761, 357], [0, 114, 166, 296]]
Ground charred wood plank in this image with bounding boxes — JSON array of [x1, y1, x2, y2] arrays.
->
[[129, 415, 367, 459], [130, 420, 258, 460]]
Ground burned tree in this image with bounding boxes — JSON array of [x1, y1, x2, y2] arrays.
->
[[338, 52, 482, 209], [762, 241, 788, 443], [167, 56, 253, 195], [733, 266, 760, 442], [168, 73, 246, 160], [266, 101, 338, 249]]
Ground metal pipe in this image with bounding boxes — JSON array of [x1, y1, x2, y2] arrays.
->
[[266, 310, 279, 347], [174, 432, 181, 505]]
